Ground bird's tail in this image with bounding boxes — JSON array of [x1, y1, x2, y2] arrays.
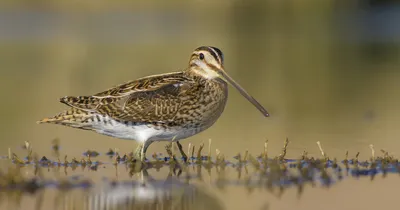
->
[[37, 108, 94, 129]]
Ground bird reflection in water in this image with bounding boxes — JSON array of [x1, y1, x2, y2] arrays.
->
[[68, 169, 224, 210]]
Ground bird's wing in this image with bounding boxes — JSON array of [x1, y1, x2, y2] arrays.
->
[[60, 71, 197, 123], [93, 72, 188, 98]]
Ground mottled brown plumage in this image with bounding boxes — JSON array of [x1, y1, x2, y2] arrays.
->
[[38, 46, 269, 161]]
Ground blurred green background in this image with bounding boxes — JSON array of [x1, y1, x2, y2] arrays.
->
[[1, 0, 400, 160]]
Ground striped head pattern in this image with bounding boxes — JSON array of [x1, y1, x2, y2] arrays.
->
[[187, 46, 270, 117]]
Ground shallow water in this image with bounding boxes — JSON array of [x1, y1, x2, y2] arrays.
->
[[1, 140, 399, 210], [1, 1, 400, 210]]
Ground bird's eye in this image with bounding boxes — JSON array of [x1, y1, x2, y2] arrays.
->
[[199, 53, 205, 60]]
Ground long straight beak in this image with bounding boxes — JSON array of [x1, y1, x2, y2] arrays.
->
[[218, 69, 269, 117]]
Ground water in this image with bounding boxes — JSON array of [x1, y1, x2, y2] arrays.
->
[[1, 140, 399, 210], [1, 1, 400, 210]]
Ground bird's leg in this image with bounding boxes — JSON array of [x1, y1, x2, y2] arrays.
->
[[141, 140, 153, 162], [134, 143, 143, 160]]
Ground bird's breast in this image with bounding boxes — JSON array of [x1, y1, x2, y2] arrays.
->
[[174, 79, 228, 132]]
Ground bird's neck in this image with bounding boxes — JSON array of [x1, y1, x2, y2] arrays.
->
[[185, 66, 227, 85], [185, 64, 219, 80]]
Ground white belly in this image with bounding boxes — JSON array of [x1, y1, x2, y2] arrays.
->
[[89, 115, 197, 143]]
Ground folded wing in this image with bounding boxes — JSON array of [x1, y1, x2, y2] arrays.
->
[[60, 72, 196, 124]]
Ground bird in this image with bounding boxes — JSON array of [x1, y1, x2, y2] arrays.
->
[[37, 46, 269, 161]]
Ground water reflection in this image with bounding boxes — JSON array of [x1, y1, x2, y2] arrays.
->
[[85, 170, 223, 210], [1, 139, 400, 210], [0, 166, 224, 210]]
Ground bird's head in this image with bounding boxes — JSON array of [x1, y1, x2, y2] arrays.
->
[[188, 46, 269, 117]]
